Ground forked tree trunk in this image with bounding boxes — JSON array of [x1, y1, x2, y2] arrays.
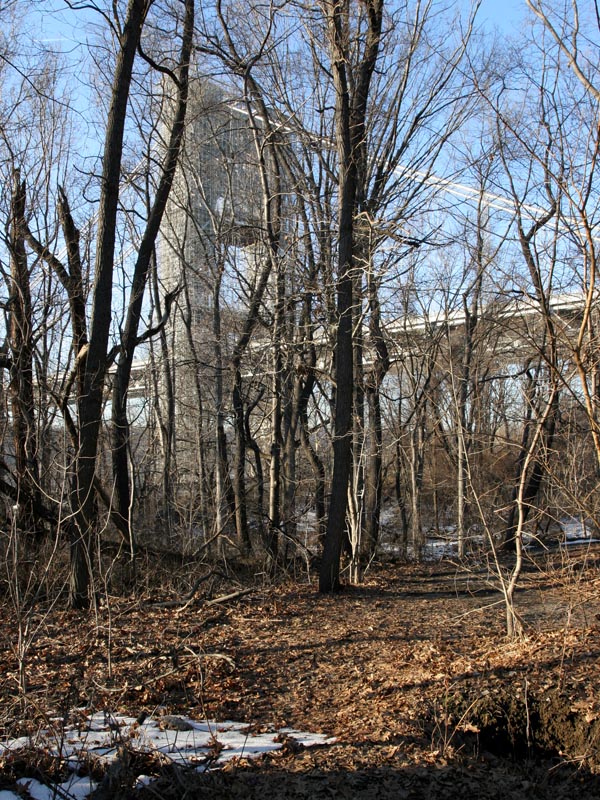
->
[[70, 0, 154, 609], [111, 0, 194, 561]]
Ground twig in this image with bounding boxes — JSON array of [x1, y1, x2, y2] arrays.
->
[[92, 652, 235, 693], [449, 599, 506, 621], [152, 570, 214, 608], [205, 588, 255, 607]]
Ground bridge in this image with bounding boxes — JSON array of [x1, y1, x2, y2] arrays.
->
[[87, 290, 592, 400]]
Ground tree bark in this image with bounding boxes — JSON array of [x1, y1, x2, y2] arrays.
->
[[111, 0, 194, 559], [70, 0, 151, 609], [8, 172, 41, 537], [319, 0, 383, 593]]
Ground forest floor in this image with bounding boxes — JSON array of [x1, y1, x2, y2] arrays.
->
[[1, 547, 600, 799]]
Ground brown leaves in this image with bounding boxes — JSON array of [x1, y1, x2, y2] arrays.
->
[[1, 561, 600, 796]]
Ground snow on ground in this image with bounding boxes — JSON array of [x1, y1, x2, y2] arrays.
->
[[561, 516, 598, 542], [0, 712, 335, 799], [378, 514, 600, 560]]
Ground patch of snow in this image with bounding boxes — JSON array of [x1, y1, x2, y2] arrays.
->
[[422, 539, 457, 560], [17, 774, 96, 800], [0, 712, 335, 800], [524, 517, 600, 550], [560, 516, 599, 544], [379, 507, 398, 525]]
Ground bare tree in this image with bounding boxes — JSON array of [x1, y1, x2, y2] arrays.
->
[[110, 0, 195, 560], [4, 0, 195, 607], [316, 0, 384, 591], [0, 17, 76, 542], [527, 0, 600, 102], [6, 173, 41, 537]]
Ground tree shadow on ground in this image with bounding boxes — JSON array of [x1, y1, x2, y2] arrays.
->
[[135, 752, 600, 800]]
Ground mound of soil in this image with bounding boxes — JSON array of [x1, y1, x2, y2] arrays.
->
[[1, 553, 599, 798]]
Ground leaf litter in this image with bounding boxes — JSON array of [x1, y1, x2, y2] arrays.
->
[[1, 555, 600, 798]]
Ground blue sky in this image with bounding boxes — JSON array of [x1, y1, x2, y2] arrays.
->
[[477, 0, 527, 32], [30, 0, 527, 49]]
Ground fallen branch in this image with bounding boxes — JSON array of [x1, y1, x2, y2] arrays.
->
[[184, 646, 236, 668], [205, 588, 255, 607], [152, 570, 214, 609]]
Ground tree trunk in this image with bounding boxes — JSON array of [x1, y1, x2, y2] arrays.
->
[[70, 0, 150, 609], [363, 247, 390, 558], [111, 0, 194, 558], [364, 384, 383, 555], [319, 0, 384, 593], [213, 268, 229, 542], [8, 172, 41, 537], [267, 257, 285, 564], [232, 365, 251, 552], [149, 260, 176, 531], [409, 412, 426, 560], [245, 393, 265, 543]]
